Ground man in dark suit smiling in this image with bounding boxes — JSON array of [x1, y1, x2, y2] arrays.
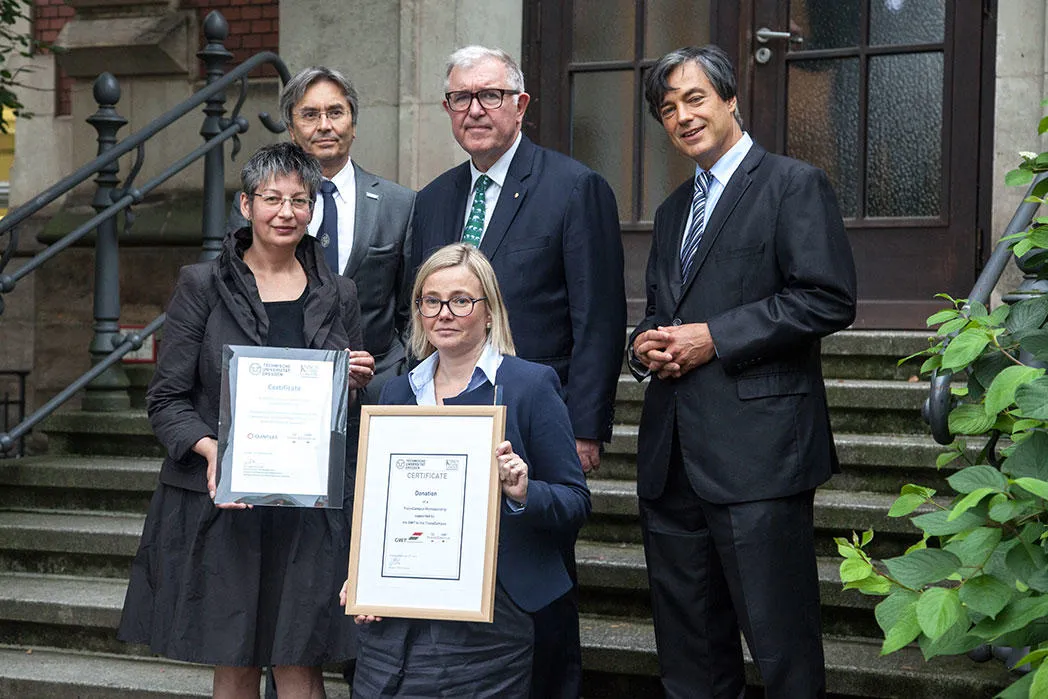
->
[[629, 45, 856, 698], [412, 45, 625, 698]]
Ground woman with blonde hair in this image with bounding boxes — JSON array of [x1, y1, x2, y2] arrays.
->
[[342, 243, 590, 697]]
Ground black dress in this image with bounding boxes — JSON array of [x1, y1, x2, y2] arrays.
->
[[118, 290, 356, 667]]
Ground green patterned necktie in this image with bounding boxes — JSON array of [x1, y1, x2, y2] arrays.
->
[[462, 174, 492, 246]]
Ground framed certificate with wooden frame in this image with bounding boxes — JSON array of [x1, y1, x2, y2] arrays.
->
[[346, 404, 506, 622]]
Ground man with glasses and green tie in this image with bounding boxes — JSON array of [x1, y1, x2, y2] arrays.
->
[[230, 66, 416, 405], [411, 45, 626, 699]]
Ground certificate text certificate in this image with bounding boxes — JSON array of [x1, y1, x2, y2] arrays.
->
[[382, 454, 468, 580], [230, 356, 334, 496]]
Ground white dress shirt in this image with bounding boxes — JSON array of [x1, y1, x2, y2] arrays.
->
[[308, 158, 357, 275], [462, 132, 524, 241], [680, 132, 754, 255]]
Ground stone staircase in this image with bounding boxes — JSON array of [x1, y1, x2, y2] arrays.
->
[[0, 330, 1020, 697]]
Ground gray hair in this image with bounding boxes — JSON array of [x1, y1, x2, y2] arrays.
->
[[241, 142, 323, 201], [280, 66, 360, 128], [444, 45, 525, 94], [409, 244, 516, 361], [643, 45, 743, 127]]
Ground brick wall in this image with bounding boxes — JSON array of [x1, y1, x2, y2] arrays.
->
[[182, 0, 281, 77], [33, 0, 75, 116]]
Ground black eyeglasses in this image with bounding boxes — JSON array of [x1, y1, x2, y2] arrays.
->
[[444, 89, 519, 112], [416, 296, 488, 318]]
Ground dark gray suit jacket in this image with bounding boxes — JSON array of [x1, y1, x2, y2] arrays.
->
[[629, 142, 857, 504], [229, 162, 415, 402]]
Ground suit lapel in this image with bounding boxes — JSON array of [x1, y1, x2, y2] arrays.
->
[[479, 136, 534, 259], [345, 163, 378, 278], [665, 182, 692, 306], [675, 144, 765, 308]]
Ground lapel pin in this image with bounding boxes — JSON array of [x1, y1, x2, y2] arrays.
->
[[514, 192, 519, 198], [366, 192, 379, 200]]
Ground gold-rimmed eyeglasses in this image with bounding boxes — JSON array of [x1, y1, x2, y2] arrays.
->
[[250, 193, 314, 212]]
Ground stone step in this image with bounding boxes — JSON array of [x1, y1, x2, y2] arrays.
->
[[575, 541, 878, 637], [599, 426, 966, 492], [614, 376, 929, 433], [0, 645, 352, 698], [0, 510, 143, 577], [583, 481, 926, 557], [0, 576, 1013, 698], [0, 455, 158, 512], [820, 330, 933, 380], [578, 615, 1013, 698]]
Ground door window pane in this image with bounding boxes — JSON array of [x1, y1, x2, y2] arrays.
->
[[571, 71, 635, 219], [866, 52, 943, 217], [644, 0, 711, 60], [787, 58, 860, 218], [642, 108, 694, 220], [573, 0, 635, 62], [870, 0, 945, 46], [789, 0, 860, 51]]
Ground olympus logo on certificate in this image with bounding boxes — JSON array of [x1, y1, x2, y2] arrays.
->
[[384, 455, 467, 579], [215, 345, 350, 508]]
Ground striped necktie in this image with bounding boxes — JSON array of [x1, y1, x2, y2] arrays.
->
[[462, 174, 492, 246], [680, 171, 714, 281]]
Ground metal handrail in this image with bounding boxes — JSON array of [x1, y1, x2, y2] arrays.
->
[[923, 172, 1048, 444], [0, 10, 290, 454]]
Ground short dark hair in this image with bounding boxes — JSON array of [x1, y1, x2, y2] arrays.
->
[[280, 66, 360, 128], [240, 142, 323, 201], [643, 45, 742, 127]]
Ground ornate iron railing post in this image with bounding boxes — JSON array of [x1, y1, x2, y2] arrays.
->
[[83, 72, 131, 412], [198, 11, 233, 261]]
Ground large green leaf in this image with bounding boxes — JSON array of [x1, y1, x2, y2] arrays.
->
[[1005, 168, 1035, 187], [1030, 660, 1048, 699], [984, 366, 1046, 415], [843, 574, 892, 596], [958, 574, 1013, 619], [1001, 431, 1048, 480], [1013, 477, 1048, 500], [1019, 330, 1048, 364], [839, 557, 872, 583], [1006, 295, 1048, 334], [888, 493, 928, 518], [883, 549, 962, 589], [1015, 377, 1048, 420], [947, 465, 1009, 494], [995, 671, 1034, 699], [875, 590, 921, 655], [973, 596, 1048, 640], [915, 587, 964, 640], [917, 618, 980, 660], [875, 589, 920, 633], [947, 487, 997, 521], [942, 329, 992, 371], [944, 526, 1003, 569], [912, 508, 987, 536], [1005, 541, 1048, 593], [949, 404, 997, 435]]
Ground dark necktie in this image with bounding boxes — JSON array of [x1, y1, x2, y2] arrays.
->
[[680, 171, 714, 281], [462, 174, 492, 246], [319, 180, 339, 274]]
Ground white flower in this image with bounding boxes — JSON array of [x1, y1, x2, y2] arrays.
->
[[1019, 151, 1038, 160]]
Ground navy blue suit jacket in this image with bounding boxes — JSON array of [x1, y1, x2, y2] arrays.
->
[[412, 136, 626, 443], [629, 143, 857, 504], [380, 355, 591, 613]]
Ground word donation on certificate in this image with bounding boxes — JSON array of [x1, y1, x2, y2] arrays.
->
[[382, 454, 468, 580]]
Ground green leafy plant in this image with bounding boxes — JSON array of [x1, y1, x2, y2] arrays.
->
[[837, 153, 1048, 697], [0, 0, 57, 133]]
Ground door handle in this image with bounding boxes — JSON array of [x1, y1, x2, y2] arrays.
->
[[756, 27, 804, 44]]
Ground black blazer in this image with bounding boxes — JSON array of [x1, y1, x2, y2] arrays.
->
[[228, 162, 415, 402], [629, 142, 856, 504], [147, 228, 364, 494], [380, 356, 590, 612], [412, 135, 626, 443]]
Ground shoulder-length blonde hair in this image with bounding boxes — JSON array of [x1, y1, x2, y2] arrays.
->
[[409, 244, 516, 360]]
